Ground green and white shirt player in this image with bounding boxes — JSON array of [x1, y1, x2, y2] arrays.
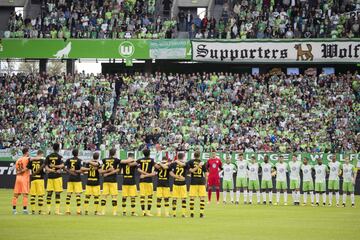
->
[[341, 158, 357, 207], [288, 156, 301, 205], [301, 158, 314, 205], [275, 157, 288, 205], [248, 157, 261, 204], [221, 157, 236, 203], [314, 160, 327, 206], [328, 156, 341, 206], [235, 155, 248, 204], [260, 156, 274, 204]]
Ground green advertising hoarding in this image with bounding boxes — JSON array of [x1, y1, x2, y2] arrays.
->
[[0, 39, 191, 60]]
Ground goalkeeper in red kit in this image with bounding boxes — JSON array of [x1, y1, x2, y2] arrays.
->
[[206, 151, 222, 204]]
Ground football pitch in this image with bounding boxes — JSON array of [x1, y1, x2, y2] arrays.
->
[[0, 189, 359, 240]]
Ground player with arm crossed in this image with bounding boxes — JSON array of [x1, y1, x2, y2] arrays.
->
[[221, 155, 236, 204], [81, 152, 102, 215], [64, 149, 83, 215], [341, 157, 357, 207], [120, 153, 139, 216], [27, 150, 46, 214], [260, 155, 275, 205], [248, 156, 261, 204], [314, 158, 327, 206], [289, 154, 301, 206], [44, 143, 64, 215], [137, 148, 156, 216], [327, 155, 341, 207], [155, 156, 171, 217], [301, 157, 315, 206], [169, 152, 188, 217], [274, 155, 288, 205], [12, 147, 31, 215], [188, 151, 207, 218], [235, 153, 248, 204]]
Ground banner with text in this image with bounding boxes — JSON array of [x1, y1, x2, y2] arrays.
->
[[192, 40, 360, 63]]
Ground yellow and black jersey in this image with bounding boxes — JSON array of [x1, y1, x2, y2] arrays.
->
[[85, 162, 100, 186], [187, 159, 207, 185], [65, 157, 82, 182], [27, 159, 45, 181], [45, 152, 63, 179], [102, 157, 120, 183], [121, 163, 137, 186], [156, 167, 170, 187], [170, 162, 188, 186], [137, 157, 155, 183]]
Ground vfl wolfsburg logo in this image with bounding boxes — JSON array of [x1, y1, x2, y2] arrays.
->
[[118, 41, 135, 58]]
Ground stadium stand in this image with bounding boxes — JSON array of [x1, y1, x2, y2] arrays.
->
[[0, 71, 359, 153]]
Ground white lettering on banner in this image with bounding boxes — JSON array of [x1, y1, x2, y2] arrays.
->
[[0, 163, 16, 175], [192, 41, 360, 63]]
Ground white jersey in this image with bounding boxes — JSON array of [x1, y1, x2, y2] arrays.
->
[[342, 163, 355, 183], [275, 162, 287, 182], [328, 161, 341, 181], [236, 160, 248, 178], [222, 163, 236, 181], [301, 164, 313, 182], [261, 162, 273, 181], [289, 161, 301, 180], [314, 164, 327, 183], [248, 162, 259, 181]]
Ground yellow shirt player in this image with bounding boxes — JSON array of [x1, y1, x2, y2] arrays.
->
[[155, 156, 171, 217], [64, 149, 83, 215], [44, 143, 64, 215], [188, 151, 207, 218], [27, 150, 46, 215], [81, 152, 102, 215], [169, 152, 188, 217], [137, 148, 156, 216], [120, 153, 139, 216]]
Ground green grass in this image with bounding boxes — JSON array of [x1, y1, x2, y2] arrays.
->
[[0, 189, 359, 240]]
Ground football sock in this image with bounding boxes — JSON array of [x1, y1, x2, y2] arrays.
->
[[335, 192, 339, 205], [200, 199, 205, 214], [65, 194, 71, 212], [147, 195, 153, 212], [322, 193, 327, 204], [84, 195, 90, 212], [38, 195, 44, 212], [342, 194, 347, 204], [223, 192, 227, 202], [156, 198, 162, 216], [101, 199, 106, 214], [230, 191, 234, 202], [30, 195, 36, 212], [23, 195, 28, 208], [249, 191, 253, 203], [46, 192, 52, 212], [189, 198, 195, 214], [256, 191, 261, 203], [216, 189, 220, 202], [94, 196, 99, 212], [181, 199, 186, 215], [310, 192, 314, 203], [208, 189, 212, 202], [76, 195, 81, 213], [236, 190, 240, 202], [172, 199, 177, 214], [303, 192, 307, 203], [269, 191, 273, 202], [262, 192, 267, 202], [140, 196, 145, 212], [329, 192, 333, 204], [244, 190, 248, 202], [351, 193, 355, 204], [284, 192, 288, 203], [122, 197, 127, 213], [164, 198, 170, 215], [276, 192, 280, 203], [12, 196, 17, 210], [316, 193, 320, 203], [130, 197, 136, 213], [112, 199, 117, 214], [55, 193, 60, 213]]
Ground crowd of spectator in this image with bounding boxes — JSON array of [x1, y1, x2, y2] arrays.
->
[[5, 0, 176, 39], [1, 70, 359, 153], [178, 0, 360, 39]]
